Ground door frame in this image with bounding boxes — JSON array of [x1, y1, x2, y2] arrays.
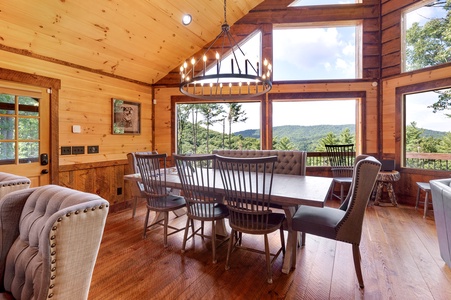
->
[[0, 67, 61, 184]]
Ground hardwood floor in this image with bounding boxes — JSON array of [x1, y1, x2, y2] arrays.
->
[[88, 200, 451, 299]]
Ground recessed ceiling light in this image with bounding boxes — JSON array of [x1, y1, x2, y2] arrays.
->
[[182, 14, 192, 26]]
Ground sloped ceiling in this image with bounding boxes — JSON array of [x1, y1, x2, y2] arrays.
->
[[0, 0, 264, 84]]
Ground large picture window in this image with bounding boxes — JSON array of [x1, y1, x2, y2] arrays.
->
[[403, 86, 451, 170], [402, 0, 451, 72], [175, 102, 261, 154], [273, 23, 361, 80], [272, 99, 357, 151]]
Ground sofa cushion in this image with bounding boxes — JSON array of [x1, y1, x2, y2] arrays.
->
[[212, 150, 307, 175]]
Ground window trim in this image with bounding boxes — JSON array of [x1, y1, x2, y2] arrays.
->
[[268, 91, 366, 153], [171, 95, 266, 155], [395, 77, 451, 175], [272, 21, 363, 80]]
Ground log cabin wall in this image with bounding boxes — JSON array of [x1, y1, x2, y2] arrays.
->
[[0, 51, 153, 211], [380, 0, 451, 204]]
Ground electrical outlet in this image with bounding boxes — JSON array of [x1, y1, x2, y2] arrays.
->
[[72, 146, 85, 155], [61, 146, 71, 155], [87, 145, 99, 154]]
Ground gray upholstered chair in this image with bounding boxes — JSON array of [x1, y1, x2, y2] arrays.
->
[[217, 155, 285, 284], [0, 172, 31, 200], [135, 153, 186, 246], [174, 154, 229, 263], [0, 184, 109, 300], [292, 155, 381, 288]]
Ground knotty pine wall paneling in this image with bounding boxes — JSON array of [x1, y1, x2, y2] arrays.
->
[[0, 51, 153, 209]]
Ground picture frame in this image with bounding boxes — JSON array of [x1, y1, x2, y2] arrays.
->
[[112, 98, 141, 134]]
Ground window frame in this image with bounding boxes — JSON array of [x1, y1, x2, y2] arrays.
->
[[171, 95, 266, 155], [268, 91, 365, 154], [401, 0, 450, 73], [395, 77, 451, 175], [272, 20, 363, 81]]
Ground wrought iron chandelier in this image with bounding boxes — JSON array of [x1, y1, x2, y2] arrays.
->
[[179, 0, 272, 100]]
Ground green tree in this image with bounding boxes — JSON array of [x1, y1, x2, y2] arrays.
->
[[405, 121, 424, 152], [227, 103, 247, 149], [199, 104, 225, 153], [315, 132, 339, 152], [406, 0, 451, 113], [176, 104, 191, 154], [438, 132, 451, 152], [273, 136, 296, 150], [339, 128, 354, 144]]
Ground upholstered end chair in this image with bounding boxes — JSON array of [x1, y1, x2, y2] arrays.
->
[[0, 185, 109, 300], [0, 172, 31, 200], [212, 149, 307, 175]]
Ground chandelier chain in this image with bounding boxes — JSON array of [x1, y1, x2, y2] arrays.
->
[[223, 0, 227, 24]]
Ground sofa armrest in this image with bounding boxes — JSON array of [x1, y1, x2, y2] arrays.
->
[[38, 199, 109, 300], [0, 188, 37, 287], [430, 178, 451, 268], [0, 172, 31, 200]]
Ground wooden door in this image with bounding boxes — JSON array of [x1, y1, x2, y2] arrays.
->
[[0, 80, 51, 187]]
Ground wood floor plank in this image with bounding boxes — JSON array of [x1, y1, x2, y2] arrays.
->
[[88, 200, 451, 299]]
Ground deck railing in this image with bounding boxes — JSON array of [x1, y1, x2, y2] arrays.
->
[[405, 152, 451, 170], [306, 151, 451, 170]]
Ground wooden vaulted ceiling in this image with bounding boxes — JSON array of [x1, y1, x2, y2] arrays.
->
[[0, 0, 267, 85]]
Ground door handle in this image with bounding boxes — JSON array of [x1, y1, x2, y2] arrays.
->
[[41, 169, 49, 174]]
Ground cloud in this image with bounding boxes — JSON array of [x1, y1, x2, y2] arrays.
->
[[273, 26, 356, 80]]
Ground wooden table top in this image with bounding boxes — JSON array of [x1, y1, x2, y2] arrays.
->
[[124, 171, 333, 208]]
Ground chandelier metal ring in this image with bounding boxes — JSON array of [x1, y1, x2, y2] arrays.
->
[[179, 0, 272, 100]]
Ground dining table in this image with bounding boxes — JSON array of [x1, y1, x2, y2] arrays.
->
[[124, 170, 333, 274]]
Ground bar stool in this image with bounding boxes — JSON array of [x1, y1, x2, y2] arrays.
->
[[415, 182, 432, 218]]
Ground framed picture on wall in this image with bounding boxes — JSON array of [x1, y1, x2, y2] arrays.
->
[[112, 98, 141, 134]]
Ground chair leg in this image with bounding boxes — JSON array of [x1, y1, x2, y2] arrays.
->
[[423, 191, 429, 218], [143, 208, 151, 239], [280, 227, 286, 255], [132, 196, 138, 218], [301, 232, 306, 247], [415, 186, 421, 210], [225, 229, 235, 271], [211, 220, 217, 264], [163, 212, 169, 247], [352, 244, 364, 288], [264, 234, 273, 284], [181, 217, 191, 253], [201, 220, 205, 239]]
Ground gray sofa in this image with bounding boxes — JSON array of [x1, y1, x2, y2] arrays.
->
[[430, 178, 451, 268], [212, 149, 307, 175], [0, 185, 109, 300], [0, 172, 31, 200]]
